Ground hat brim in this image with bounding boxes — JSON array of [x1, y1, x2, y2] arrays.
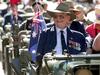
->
[[47, 9, 76, 20], [47, 9, 72, 17]]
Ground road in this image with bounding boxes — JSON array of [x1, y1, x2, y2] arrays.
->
[[0, 39, 5, 75]]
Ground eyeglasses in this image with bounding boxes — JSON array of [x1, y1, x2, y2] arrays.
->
[[53, 15, 66, 19]]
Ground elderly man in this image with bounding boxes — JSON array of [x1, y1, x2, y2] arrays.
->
[[36, 2, 87, 75]]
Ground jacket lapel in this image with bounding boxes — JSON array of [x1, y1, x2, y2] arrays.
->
[[67, 28, 73, 48], [49, 26, 57, 49]]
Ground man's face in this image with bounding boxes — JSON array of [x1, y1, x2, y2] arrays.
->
[[53, 13, 71, 29], [74, 11, 84, 20]]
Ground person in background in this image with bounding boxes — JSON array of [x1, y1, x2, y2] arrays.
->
[[70, 4, 92, 37], [2, 3, 24, 32], [93, 0, 100, 5], [85, 4, 100, 53], [41, 1, 51, 24], [0, 0, 8, 17], [92, 33, 100, 53], [86, 4, 100, 39], [20, 1, 50, 30], [23, 0, 35, 13], [9, 0, 21, 5], [36, 2, 87, 75]]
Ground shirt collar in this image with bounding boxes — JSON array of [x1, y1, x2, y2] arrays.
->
[[56, 27, 67, 34]]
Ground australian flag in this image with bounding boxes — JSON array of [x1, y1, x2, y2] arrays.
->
[[28, 9, 47, 62]]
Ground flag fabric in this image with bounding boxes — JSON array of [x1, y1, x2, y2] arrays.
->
[[28, 3, 47, 62]]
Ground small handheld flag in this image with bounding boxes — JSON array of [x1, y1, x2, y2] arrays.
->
[[28, 2, 47, 62]]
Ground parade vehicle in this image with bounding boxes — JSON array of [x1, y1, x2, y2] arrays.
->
[[42, 52, 100, 75]]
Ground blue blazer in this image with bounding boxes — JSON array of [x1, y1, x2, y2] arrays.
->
[[36, 24, 87, 61]]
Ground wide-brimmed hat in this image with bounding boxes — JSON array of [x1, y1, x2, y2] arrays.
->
[[71, 4, 86, 13], [47, 2, 75, 20], [95, 4, 100, 24]]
